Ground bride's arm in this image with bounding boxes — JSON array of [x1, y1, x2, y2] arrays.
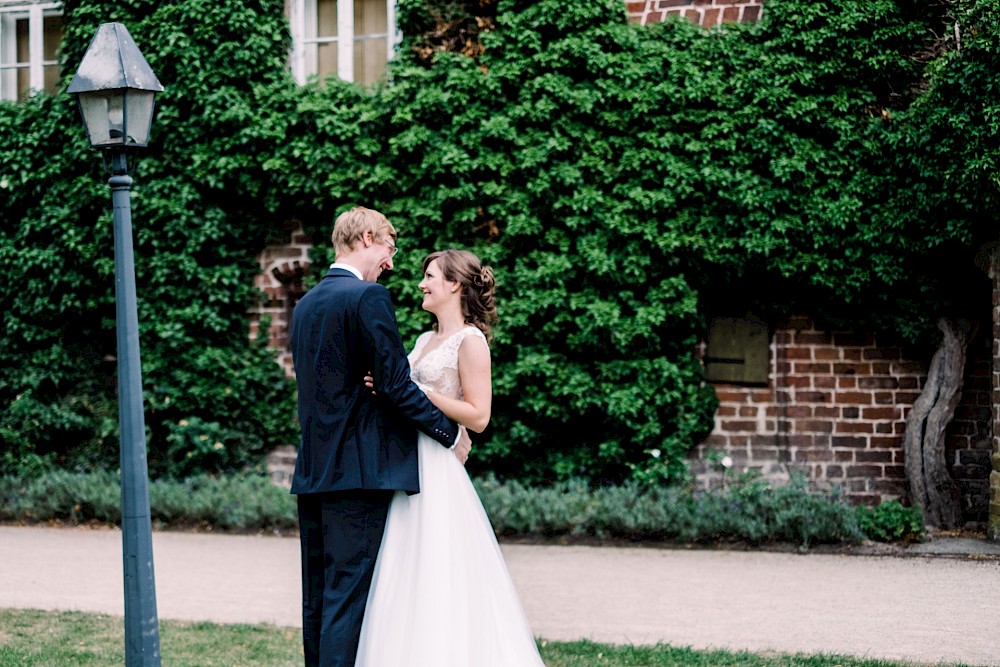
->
[[426, 336, 492, 433]]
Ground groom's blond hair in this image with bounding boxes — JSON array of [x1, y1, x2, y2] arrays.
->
[[332, 206, 397, 256]]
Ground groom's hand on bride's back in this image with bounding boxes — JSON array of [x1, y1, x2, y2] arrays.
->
[[362, 371, 471, 464]]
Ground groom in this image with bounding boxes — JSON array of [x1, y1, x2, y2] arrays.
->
[[290, 206, 470, 667]]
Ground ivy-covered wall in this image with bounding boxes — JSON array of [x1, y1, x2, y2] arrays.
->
[[0, 0, 302, 477], [2, 0, 998, 491]]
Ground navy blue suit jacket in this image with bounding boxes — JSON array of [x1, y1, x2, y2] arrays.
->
[[289, 267, 458, 495]]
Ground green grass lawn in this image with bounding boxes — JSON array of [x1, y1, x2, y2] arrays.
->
[[0, 608, 967, 667]]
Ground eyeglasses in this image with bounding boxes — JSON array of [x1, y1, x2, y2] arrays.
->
[[382, 236, 399, 258]]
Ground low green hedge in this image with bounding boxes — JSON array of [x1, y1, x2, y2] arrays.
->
[[0, 470, 923, 548], [474, 473, 922, 549], [0, 469, 297, 533]]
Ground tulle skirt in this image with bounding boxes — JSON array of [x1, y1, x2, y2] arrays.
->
[[355, 433, 545, 667]]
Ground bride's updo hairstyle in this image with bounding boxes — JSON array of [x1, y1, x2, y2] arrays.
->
[[422, 249, 498, 344]]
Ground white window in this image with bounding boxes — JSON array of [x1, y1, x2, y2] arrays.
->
[[290, 0, 396, 86], [0, 2, 63, 102]]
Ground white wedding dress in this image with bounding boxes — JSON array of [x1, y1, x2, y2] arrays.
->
[[355, 326, 545, 667]]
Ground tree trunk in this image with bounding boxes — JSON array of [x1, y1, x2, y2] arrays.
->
[[902, 318, 969, 528]]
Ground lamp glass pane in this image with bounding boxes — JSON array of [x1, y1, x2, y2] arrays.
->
[[77, 89, 157, 147], [124, 89, 155, 146], [79, 90, 122, 146], [78, 89, 124, 147]]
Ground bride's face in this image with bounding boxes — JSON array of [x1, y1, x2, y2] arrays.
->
[[418, 259, 460, 314]]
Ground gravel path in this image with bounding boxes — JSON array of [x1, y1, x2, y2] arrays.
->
[[1, 525, 998, 666]]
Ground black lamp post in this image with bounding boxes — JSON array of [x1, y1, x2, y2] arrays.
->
[[67, 23, 164, 667]]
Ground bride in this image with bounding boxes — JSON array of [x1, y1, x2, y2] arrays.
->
[[355, 249, 545, 667]]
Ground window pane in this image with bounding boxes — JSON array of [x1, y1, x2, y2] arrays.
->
[[43, 15, 64, 94], [13, 16, 29, 99], [355, 0, 388, 35], [317, 41, 338, 80], [354, 0, 388, 84], [0, 65, 32, 101], [43, 15, 63, 61], [317, 0, 337, 39], [16, 18, 28, 63], [43, 63, 57, 92], [0, 68, 19, 99], [354, 36, 387, 85], [16, 65, 29, 100], [703, 316, 769, 385]]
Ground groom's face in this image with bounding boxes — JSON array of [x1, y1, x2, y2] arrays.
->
[[362, 232, 396, 282]]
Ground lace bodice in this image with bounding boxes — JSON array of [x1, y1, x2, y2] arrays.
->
[[408, 326, 487, 400]]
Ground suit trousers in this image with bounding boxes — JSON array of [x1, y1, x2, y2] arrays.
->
[[297, 490, 393, 667]]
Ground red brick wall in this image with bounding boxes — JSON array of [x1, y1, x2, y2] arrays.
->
[[626, 0, 764, 27], [694, 317, 992, 520], [951, 339, 993, 521], [250, 222, 313, 377]]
